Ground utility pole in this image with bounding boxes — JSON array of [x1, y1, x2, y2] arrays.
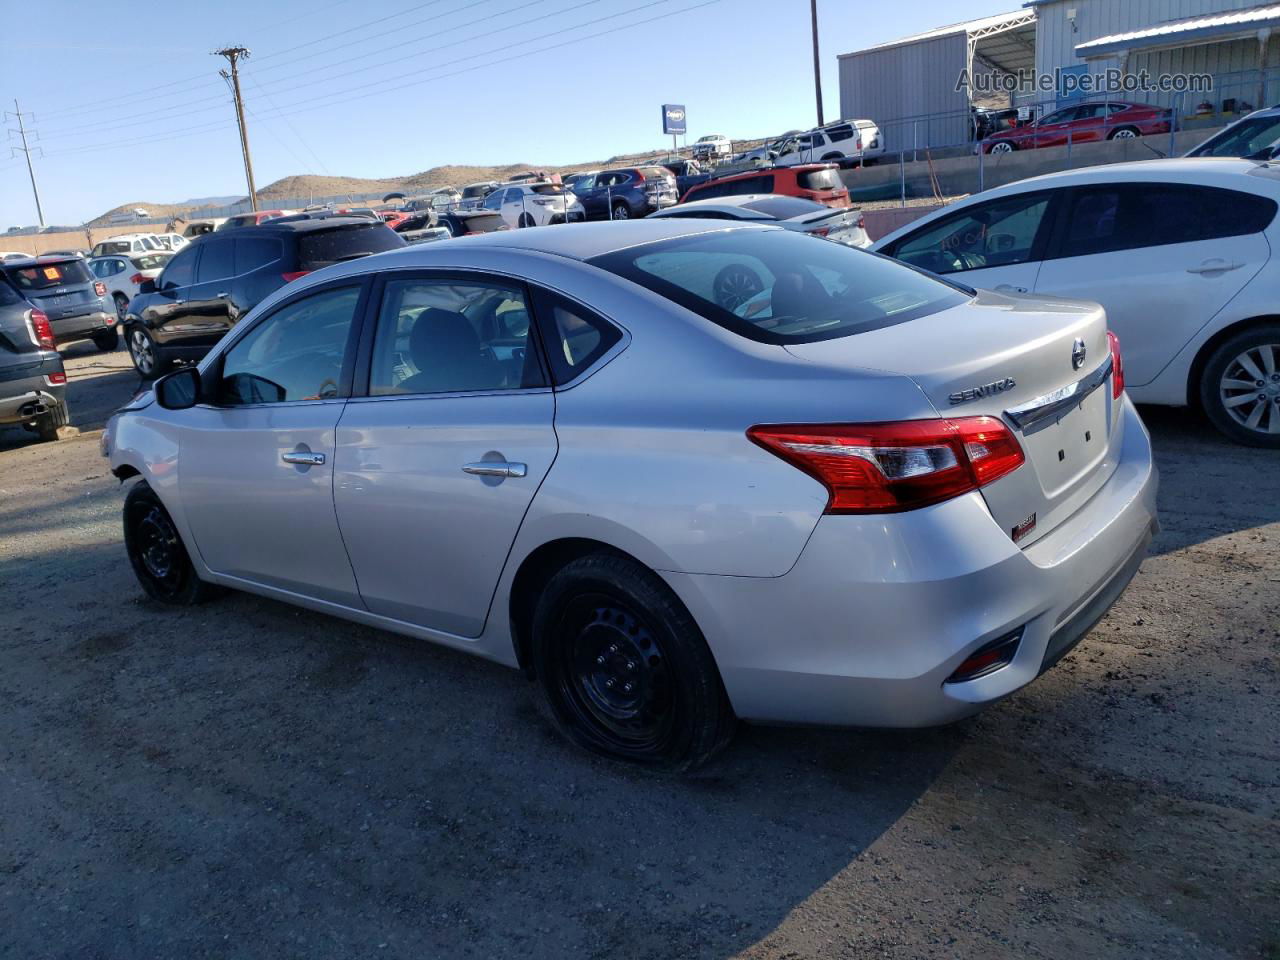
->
[[6, 100, 45, 228], [214, 46, 259, 212], [810, 0, 825, 127]]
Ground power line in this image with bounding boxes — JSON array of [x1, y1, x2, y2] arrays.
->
[[38, 0, 719, 163], [243, 68, 331, 177]]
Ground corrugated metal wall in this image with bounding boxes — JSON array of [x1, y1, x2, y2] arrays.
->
[[837, 32, 971, 154], [1034, 0, 1277, 109]]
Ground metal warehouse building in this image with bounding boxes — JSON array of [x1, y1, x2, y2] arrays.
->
[[838, 0, 1280, 154]]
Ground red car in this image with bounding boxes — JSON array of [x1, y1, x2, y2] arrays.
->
[[679, 163, 850, 209], [982, 101, 1173, 153]]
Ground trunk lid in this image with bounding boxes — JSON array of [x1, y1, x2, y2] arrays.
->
[[785, 289, 1121, 547]]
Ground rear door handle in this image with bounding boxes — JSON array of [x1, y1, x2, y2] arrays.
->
[[462, 461, 527, 478], [282, 451, 326, 466], [1187, 260, 1243, 274]]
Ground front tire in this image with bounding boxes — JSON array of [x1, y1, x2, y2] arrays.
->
[[1200, 323, 1280, 447], [127, 325, 166, 378], [123, 481, 218, 605], [518, 213, 536, 228], [988, 141, 1016, 154], [530, 553, 735, 771]]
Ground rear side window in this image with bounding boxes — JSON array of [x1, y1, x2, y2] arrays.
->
[[1190, 114, 1280, 157], [4, 259, 94, 290], [195, 240, 234, 283], [235, 237, 283, 274], [531, 289, 621, 385], [590, 229, 966, 345], [826, 124, 854, 142], [1056, 184, 1278, 258], [297, 224, 404, 270], [0, 279, 22, 306], [797, 168, 841, 191]]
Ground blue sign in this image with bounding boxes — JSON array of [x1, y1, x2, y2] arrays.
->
[[662, 104, 687, 136]]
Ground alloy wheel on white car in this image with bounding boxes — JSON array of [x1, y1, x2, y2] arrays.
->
[[1219, 342, 1280, 436]]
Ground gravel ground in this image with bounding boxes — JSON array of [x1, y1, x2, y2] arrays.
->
[[0, 345, 1276, 960]]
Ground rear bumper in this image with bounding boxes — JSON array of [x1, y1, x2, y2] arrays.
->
[[51, 309, 115, 342], [0, 382, 66, 424], [663, 396, 1159, 727]]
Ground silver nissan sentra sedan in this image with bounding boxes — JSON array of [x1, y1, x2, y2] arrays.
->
[[103, 220, 1158, 770]]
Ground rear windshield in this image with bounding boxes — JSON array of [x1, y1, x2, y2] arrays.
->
[[798, 168, 842, 191], [531, 183, 566, 195], [297, 223, 405, 269], [589, 229, 966, 344], [461, 213, 505, 232], [1189, 114, 1280, 157], [131, 254, 170, 270], [639, 167, 675, 181], [462, 184, 492, 198], [4, 259, 95, 291], [97, 241, 131, 255], [742, 196, 827, 219]]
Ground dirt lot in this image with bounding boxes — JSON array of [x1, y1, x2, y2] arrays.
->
[[0, 346, 1276, 960]]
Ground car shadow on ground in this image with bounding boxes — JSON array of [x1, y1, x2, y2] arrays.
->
[[0, 540, 962, 958], [1137, 404, 1280, 557]]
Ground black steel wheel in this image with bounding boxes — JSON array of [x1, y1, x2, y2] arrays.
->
[[123, 481, 217, 605], [531, 553, 735, 770]]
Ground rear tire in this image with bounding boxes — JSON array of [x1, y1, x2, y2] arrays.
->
[[610, 201, 631, 220], [93, 328, 119, 351], [1199, 323, 1280, 447], [34, 399, 69, 442], [123, 481, 219, 605], [1108, 126, 1140, 140], [530, 552, 735, 772]]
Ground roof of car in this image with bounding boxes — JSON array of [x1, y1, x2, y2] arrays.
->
[[651, 195, 776, 217], [987, 157, 1280, 192], [213, 215, 385, 235]]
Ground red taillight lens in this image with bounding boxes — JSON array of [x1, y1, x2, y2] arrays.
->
[[94, 281, 107, 297], [281, 270, 311, 283], [46, 371, 67, 385], [747, 416, 1025, 514], [130, 273, 144, 285], [633, 169, 646, 182], [28, 309, 55, 349], [810, 226, 831, 237], [1107, 330, 1124, 399]]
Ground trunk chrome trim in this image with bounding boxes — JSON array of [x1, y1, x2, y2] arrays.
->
[[1004, 356, 1113, 436]]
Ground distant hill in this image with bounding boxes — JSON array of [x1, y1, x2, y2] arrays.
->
[[88, 136, 775, 227]]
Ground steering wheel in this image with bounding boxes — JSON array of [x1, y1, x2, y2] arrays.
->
[[713, 264, 765, 312]]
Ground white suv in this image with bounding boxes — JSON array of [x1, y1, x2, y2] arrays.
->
[[773, 119, 884, 167], [873, 158, 1280, 446], [691, 134, 732, 161], [481, 182, 585, 228], [90, 233, 164, 257]]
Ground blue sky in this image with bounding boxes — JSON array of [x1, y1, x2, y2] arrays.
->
[[0, 0, 1010, 226]]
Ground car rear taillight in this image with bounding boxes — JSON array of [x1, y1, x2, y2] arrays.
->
[[94, 281, 107, 297], [947, 628, 1024, 683], [281, 270, 311, 283], [46, 371, 67, 385], [809, 226, 832, 237], [1108, 331, 1124, 398], [856, 137, 863, 150], [633, 169, 646, 182], [855, 211, 865, 230], [747, 416, 1025, 514], [28, 309, 55, 350], [130, 273, 144, 285]]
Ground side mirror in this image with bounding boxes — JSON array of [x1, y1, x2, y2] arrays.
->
[[138, 278, 157, 294], [154, 366, 201, 410]]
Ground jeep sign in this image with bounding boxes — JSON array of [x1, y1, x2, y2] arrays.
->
[[662, 104, 686, 136]]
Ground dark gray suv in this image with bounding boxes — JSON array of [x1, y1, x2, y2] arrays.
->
[[0, 255, 117, 351], [0, 278, 69, 442]]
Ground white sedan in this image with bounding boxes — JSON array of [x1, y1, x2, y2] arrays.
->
[[88, 252, 171, 321], [873, 158, 1280, 446], [648, 194, 870, 247]]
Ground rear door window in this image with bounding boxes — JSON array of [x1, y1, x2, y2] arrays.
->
[[296, 224, 404, 271], [1054, 184, 1278, 258], [195, 240, 234, 283], [235, 237, 283, 274]]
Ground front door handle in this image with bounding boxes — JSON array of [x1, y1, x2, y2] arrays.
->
[[1187, 260, 1243, 275], [282, 451, 326, 466], [462, 461, 527, 478], [994, 283, 1029, 294]]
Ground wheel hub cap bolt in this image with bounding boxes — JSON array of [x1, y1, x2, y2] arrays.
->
[[604, 678, 615, 689], [596, 655, 606, 665], [626, 661, 636, 671], [622, 683, 633, 694]]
